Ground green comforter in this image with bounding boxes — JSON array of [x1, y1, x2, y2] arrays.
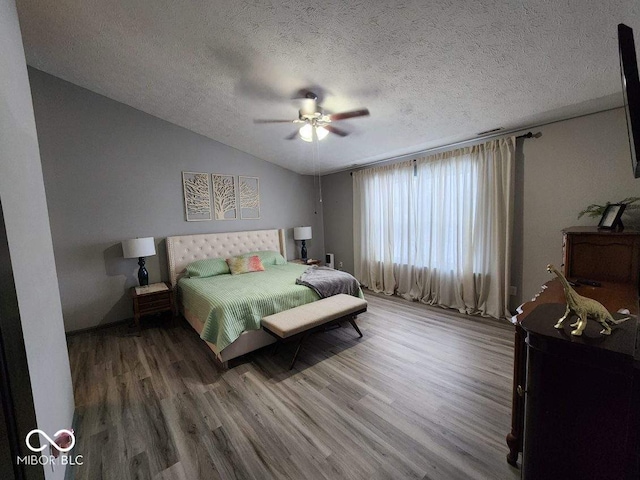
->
[[179, 263, 323, 351]]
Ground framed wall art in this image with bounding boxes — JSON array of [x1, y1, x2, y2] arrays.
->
[[182, 172, 212, 221], [212, 174, 238, 220], [239, 176, 260, 219]]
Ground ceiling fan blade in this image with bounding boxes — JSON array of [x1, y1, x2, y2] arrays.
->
[[285, 130, 299, 140], [324, 125, 349, 137], [328, 108, 370, 121], [254, 119, 296, 124]]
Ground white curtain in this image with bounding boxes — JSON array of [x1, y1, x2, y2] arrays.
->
[[354, 137, 515, 319]]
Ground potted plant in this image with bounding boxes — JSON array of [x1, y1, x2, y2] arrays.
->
[[578, 197, 640, 220]]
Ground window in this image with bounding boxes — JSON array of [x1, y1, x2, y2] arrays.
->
[[353, 138, 514, 319]]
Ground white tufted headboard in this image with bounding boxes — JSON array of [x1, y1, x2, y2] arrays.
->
[[166, 228, 287, 287]]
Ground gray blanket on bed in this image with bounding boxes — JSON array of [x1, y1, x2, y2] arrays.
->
[[296, 266, 361, 298]]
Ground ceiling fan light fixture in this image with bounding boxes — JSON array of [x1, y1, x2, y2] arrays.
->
[[256, 91, 368, 141], [299, 124, 329, 142], [299, 124, 313, 142], [316, 126, 329, 141]]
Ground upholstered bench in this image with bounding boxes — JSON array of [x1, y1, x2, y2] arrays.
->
[[262, 294, 368, 369]]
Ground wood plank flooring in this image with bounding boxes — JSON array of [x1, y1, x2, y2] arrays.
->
[[66, 291, 519, 480]]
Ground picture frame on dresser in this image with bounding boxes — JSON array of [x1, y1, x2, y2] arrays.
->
[[598, 203, 626, 230]]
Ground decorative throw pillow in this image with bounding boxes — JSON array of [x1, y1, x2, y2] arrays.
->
[[242, 250, 287, 266], [226, 255, 265, 275], [186, 258, 230, 278]]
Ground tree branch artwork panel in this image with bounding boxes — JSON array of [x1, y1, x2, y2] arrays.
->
[[239, 176, 260, 219], [212, 174, 237, 220], [182, 172, 212, 221]]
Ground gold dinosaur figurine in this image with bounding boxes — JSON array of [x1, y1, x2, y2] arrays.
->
[[546, 264, 629, 336]]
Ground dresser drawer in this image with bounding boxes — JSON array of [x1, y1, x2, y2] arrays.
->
[[137, 291, 171, 306], [137, 298, 171, 313]]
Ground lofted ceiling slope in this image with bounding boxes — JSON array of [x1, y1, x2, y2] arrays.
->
[[15, 0, 640, 175]]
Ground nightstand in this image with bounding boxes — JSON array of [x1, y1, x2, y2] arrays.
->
[[131, 282, 174, 331], [290, 259, 322, 266]]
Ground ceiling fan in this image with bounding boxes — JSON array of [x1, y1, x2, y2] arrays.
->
[[254, 91, 370, 142]]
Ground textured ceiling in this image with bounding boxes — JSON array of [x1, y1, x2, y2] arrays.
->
[[16, 0, 640, 174]]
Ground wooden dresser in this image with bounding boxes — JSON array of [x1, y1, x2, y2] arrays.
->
[[506, 227, 640, 476], [562, 226, 640, 285]]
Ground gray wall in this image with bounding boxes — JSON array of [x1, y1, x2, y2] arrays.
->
[[322, 171, 354, 273], [521, 108, 640, 302], [29, 69, 324, 332], [322, 108, 640, 311], [0, 2, 74, 479]]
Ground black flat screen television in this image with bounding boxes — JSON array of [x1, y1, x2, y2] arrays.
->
[[618, 23, 640, 178]]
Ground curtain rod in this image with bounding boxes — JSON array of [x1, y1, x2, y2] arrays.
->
[[516, 131, 539, 140], [349, 131, 540, 176]]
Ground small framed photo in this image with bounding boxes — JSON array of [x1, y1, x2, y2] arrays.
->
[[598, 203, 626, 230]]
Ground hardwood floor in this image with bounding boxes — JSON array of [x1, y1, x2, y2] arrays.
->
[[66, 291, 519, 480]]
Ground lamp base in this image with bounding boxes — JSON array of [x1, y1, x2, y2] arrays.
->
[[138, 257, 149, 286], [301, 240, 307, 261]]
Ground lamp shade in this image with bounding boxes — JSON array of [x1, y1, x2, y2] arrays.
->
[[299, 124, 329, 142], [122, 237, 156, 258], [293, 226, 312, 241]]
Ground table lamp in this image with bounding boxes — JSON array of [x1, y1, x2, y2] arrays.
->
[[122, 237, 156, 286], [293, 226, 312, 261]]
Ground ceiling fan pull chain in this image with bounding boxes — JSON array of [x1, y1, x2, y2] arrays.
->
[[315, 139, 322, 204]]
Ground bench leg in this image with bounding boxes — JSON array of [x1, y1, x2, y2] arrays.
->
[[349, 318, 363, 338], [289, 332, 310, 370]]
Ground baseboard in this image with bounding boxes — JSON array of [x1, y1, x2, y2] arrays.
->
[[65, 318, 131, 336]]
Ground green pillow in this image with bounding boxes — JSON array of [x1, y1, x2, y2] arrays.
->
[[241, 250, 286, 266], [186, 257, 230, 278]]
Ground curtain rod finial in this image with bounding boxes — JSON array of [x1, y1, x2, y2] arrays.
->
[[517, 131, 541, 140]]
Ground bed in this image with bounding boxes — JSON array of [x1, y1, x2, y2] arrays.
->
[[166, 228, 317, 365]]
